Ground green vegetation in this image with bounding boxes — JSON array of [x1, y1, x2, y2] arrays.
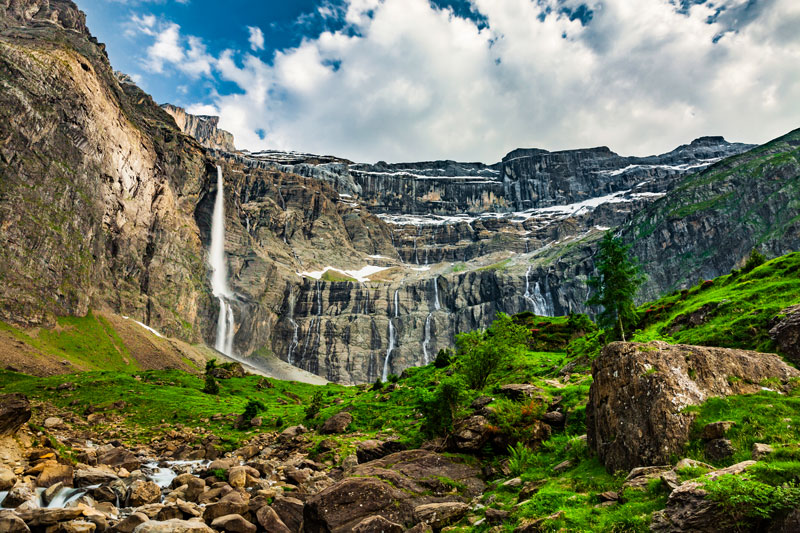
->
[[588, 231, 646, 341], [320, 270, 357, 282], [456, 313, 532, 389]]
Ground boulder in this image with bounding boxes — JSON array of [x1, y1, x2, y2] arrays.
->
[[97, 447, 140, 471], [255, 505, 291, 533], [2, 480, 36, 508], [74, 467, 119, 487], [355, 440, 406, 463], [270, 496, 304, 533], [498, 384, 545, 400], [209, 514, 256, 533], [43, 417, 64, 429], [202, 499, 249, 523], [700, 421, 735, 440], [14, 508, 83, 526], [0, 510, 30, 533], [414, 502, 469, 529], [131, 519, 214, 533], [319, 412, 353, 435], [769, 305, 800, 365], [115, 512, 149, 533], [59, 520, 96, 533], [37, 463, 74, 488], [127, 480, 162, 507], [704, 439, 735, 461], [0, 466, 16, 490], [0, 394, 31, 436], [752, 443, 774, 460], [449, 415, 492, 453], [351, 515, 404, 533], [587, 341, 799, 472], [303, 478, 414, 533]]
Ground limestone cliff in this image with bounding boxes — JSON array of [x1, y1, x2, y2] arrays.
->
[[162, 104, 236, 152]]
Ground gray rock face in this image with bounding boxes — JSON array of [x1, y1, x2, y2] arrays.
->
[[162, 104, 236, 152]]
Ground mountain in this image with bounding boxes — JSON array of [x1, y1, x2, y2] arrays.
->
[[1, 0, 798, 386]]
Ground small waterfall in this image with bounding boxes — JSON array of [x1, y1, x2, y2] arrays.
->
[[422, 312, 433, 363], [413, 238, 419, 265], [433, 277, 441, 310], [209, 165, 235, 356], [382, 320, 395, 381], [287, 318, 299, 364], [523, 265, 550, 316], [301, 281, 323, 361], [393, 288, 400, 318]]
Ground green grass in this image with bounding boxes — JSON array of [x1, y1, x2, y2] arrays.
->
[[632, 252, 800, 354], [320, 270, 357, 282]]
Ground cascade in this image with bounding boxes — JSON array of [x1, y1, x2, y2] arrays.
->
[[287, 318, 299, 364], [433, 277, 441, 310], [523, 265, 550, 315], [209, 165, 235, 356], [382, 320, 395, 381], [393, 288, 400, 318], [422, 313, 433, 363], [301, 281, 323, 361]]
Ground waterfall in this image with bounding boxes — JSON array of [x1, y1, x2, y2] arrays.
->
[[433, 277, 441, 310], [422, 313, 433, 363], [301, 281, 323, 361], [393, 288, 400, 318], [209, 165, 235, 356], [287, 319, 299, 364], [382, 320, 395, 381], [523, 265, 550, 316]]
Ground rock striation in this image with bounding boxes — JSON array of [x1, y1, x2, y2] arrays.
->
[[586, 341, 800, 473], [162, 104, 236, 152]]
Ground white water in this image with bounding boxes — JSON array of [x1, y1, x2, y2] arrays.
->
[[209, 165, 235, 356], [382, 320, 395, 381], [287, 318, 299, 364], [422, 313, 433, 363], [393, 289, 400, 318], [523, 266, 550, 315], [433, 278, 441, 310]]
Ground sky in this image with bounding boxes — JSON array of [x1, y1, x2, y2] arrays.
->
[[77, 0, 800, 163]]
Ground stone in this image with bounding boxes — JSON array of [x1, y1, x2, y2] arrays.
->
[[0, 466, 17, 491], [449, 415, 492, 453], [355, 440, 407, 464], [622, 466, 672, 491], [598, 491, 619, 502], [498, 384, 545, 400], [674, 458, 713, 471], [404, 525, 433, 533], [752, 443, 774, 460], [587, 341, 799, 472], [37, 463, 74, 488], [210, 514, 256, 533], [131, 519, 214, 533], [74, 467, 119, 487], [278, 426, 307, 440], [97, 447, 140, 471], [704, 439, 735, 461], [769, 305, 800, 365], [484, 508, 510, 524], [542, 411, 565, 426], [0, 394, 31, 436], [157, 505, 183, 521], [700, 421, 735, 440], [127, 480, 163, 507], [115, 512, 149, 533], [2, 480, 36, 508], [255, 506, 291, 533], [414, 502, 469, 529], [44, 417, 65, 429], [503, 477, 522, 488], [202, 500, 249, 523], [14, 508, 83, 526], [320, 412, 353, 434], [351, 515, 404, 533], [0, 510, 30, 533], [553, 460, 572, 473], [59, 520, 97, 533], [227, 467, 247, 489], [270, 496, 304, 533]]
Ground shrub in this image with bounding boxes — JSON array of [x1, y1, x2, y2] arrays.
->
[[704, 474, 800, 521], [205, 358, 217, 374], [387, 374, 399, 383], [434, 348, 453, 368], [242, 400, 265, 422], [305, 390, 324, 420], [743, 249, 767, 273], [508, 441, 536, 476], [457, 313, 531, 390], [202, 374, 219, 395], [417, 375, 465, 437], [370, 379, 384, 391]]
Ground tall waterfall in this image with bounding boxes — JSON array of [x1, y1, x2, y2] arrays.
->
[[209, 165, 235, 356], [523, 265, 550, 316], [433, 277, 441, 310], [423, 278, 438, 363], [383, 288, 400, 380]]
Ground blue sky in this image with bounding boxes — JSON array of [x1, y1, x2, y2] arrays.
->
[[76, 0, 800, 163]]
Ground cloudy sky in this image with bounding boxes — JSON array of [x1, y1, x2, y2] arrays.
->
[[79, 0, 800, 163]]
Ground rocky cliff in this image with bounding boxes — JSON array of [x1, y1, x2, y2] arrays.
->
[[162, 104, 236, 152]]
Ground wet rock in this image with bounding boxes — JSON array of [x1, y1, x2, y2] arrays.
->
[[0, 394, 31, 436], [127, 480, 162, 507], [587, 341, 799, 472], [255, 506, 291, 533], [700, 421, 735, 440], [320, 412, 353, 435], [210, 514, 256, 533], [769, 305, 800, 365], [131, 519, 214, 533], [97, 447, 140, 471], [42, 482, 65, 506], [37, 463, 74, 488], [2, 480, 36, 508], [752, 443, 774, 460], [355, 440, 406, 463], [351, 515, 404, 533]]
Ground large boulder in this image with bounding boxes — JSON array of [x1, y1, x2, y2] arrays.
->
[[37, 463, 74, 488], [587, 341, 799, 472], [127, 480, 163, 507], [97, 447, 140, 471], [132, 519, 214, 533], [355, 440, 407, 463], [770, 305, 800, 364], [0, 394, 31, 436], [0, 510, 29, 533], [0, 466, 17, 491], [319, 412, 353, 435]]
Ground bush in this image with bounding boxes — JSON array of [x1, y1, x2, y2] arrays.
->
[[305, 390, 324, 420], [242, 400, 265, 422], [704, 474, 800, 521], [202, 374, 219, 395], [743, 249, 767, 273], [370, 379, 384, 391], [205, 358, 217, 374], [508, 441, 536, 476], [456, 313, 531, 390], [434, 348, 453, 368], [387, 374, 399, 383], [417, 375, 465, 437]]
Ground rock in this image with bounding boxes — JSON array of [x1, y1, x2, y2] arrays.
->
[[622, 466, 672, 491], [503, 477, 522, 488], [700, 421, 735, 440], [14, 508, 84, 526], [157, 505, 183, 521], [404, 525, 433, 533], [587, 341, 799, 472], [351, 515, 404, 533], [320, 412, 353, 434], [162, 105, 236, 152], [752, 443, 774, 460], [0, 394, 31, 436], [2, 480, 36, 508], [114, 512, 149, 533], [0, 510, 30, 533], [513, 511, 565, 532], [598, 491, 619, 502], [769, 305, 800, 365], [44, 417, 65, 429], [37, 463, 74, 488], [127, 480, 163, 507], [484, 508, 510, 524], [356, 440, 406, 463], [704, 439, 735, 461], [59, 520, 97, 533], [74, 467, 119, 487], [675, 458, 713, 471], [249, 417, 262, 428], [498, 384, 545, 400], [470, 396, 494, 410], [303, 478, 415, 533], [518, 480, 545, 501], [42, 482, 65, 506], [449, 415, 492, 453], [203, 499, 249, 523], [0, 466, 17, 490], [553, 460, 572, 473], [542, 411, 565, 426], [770, 509, 800, 533], [97, 447, 140, 471], [227, 467, 247, 489], [270, 496, 304, 532], [131, 519, 214, 533], [210, 514, 256, 533], [279, 426, 307, 440], [255, 506, 291, 533]]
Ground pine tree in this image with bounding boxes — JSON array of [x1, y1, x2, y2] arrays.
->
[[587, 231, 646, 341]]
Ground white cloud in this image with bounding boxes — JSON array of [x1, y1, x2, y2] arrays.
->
[[130, 0, 800, 162], [247, 26, 265, 52]]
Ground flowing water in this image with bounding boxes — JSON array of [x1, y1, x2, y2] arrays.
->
[[523, 265, 550, 315], [209, 165, 235, 356]]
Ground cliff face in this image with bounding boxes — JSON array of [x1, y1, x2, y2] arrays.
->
[[162, 104, 236, 152]]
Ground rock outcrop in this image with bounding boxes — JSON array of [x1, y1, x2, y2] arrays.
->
[[586, 341, 800, 472], [770, 305, 800, 365], [162, 104, 236, 152], [0, 394, 31, 436]]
